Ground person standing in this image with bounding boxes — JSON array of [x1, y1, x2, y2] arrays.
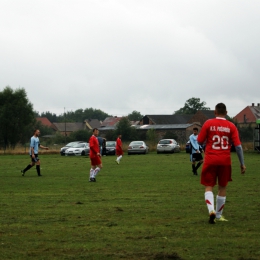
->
[[189, 127, 204, 175], [197, 103, 246, 224], [89, 128, 102, 182], [21, 129, 49, 176], [115, 134, 123, 164], [102, 138, 107, 156]]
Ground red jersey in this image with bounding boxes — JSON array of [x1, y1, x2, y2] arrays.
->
[[116, 137, 122, 149], [197, 117, 241, 165], [89, 135, 99, 158], [116, 137, 123, 155]]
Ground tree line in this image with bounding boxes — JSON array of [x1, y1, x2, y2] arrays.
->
[[0, 86, 253, 148]]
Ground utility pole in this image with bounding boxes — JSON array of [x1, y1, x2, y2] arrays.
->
[[64, 107, 67, 143]]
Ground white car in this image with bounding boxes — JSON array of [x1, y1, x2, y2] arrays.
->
[[65, 142, 90, 156], [128, 141, 149, 155], [157, 139, 180, 154]]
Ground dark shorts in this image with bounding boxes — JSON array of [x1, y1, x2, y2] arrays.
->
[[30, 154, 39, 163], [192, 153, 203, 162], [201, 164, 232, 187]]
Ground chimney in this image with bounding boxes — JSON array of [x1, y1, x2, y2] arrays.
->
[[252, 103, 255, 106]]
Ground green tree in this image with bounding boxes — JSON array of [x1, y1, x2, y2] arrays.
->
[[69, 130, 92, 142], [146, 128, 157, 146], [127, 110, 143, 121], [40, 111, 58, 123], [174, 97, 210, 114], [0, 86, 35, 148], [115, 117, 137, 141]]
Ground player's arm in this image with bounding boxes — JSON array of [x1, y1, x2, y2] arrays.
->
[[235, 145, 246, 174], [39, 144, 49, 150]]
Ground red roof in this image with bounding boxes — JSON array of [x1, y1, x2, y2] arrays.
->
[[36, 117, 53, 127], [101, 117, 122, 127]]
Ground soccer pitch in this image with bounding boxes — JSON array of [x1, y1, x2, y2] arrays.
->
[[1, 152, 260, 259]]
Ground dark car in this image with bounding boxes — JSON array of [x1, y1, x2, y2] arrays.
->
[[60, 141, 84, 156], [105, 141, 116, 155]]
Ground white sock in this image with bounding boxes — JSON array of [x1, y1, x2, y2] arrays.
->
[[205, 191, 215, 213], [90, 168, 94, 178], [216, 195, 226, 218], [94, 167, 100, 177], [117, 155, 122, 162]]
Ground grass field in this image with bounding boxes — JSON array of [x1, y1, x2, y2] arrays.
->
[[1, 152, 260, 260]]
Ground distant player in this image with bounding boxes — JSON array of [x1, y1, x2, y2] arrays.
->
[[21, 129, 49, 176], [115, 134, 123, 164], [189, 127, 204, 175], [197, 103, 246, 224], [89, 128, 102, 182]]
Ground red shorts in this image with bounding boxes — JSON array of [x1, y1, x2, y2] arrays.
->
[[90, 156, 101, 166], [201, 164, 232, 187], [116, 148, 123, 156]]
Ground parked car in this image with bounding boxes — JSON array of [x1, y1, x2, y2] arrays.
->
[[65, 142, 89, 156], [157, 139, 180, 154], [128, 141, 149, 155], [105, 141, 116, 155], [60, 141, 85, 156]]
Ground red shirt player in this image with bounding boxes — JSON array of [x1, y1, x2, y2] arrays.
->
[[89, 128, 102, 182], [197, 103, 246, 224], [115, 134, 123, 164]]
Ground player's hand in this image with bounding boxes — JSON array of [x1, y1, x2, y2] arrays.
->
[[240, 165, 246, 174], [46, 147, 49, 150]]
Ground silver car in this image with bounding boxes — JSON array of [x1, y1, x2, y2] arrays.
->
[[128, 141, 149, 155], [157, 139, 180, 154], [65, 142, 90, 156]]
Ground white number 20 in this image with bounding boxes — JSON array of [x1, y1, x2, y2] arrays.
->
[[212, 135, 229, 150]]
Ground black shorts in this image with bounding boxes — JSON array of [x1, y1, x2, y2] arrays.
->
[[192, 153, 203, 162], [30, 154, 39, 163]]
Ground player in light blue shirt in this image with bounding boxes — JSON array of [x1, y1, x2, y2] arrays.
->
[[189, 127, 204, 175], [21, 129, 49, 176]]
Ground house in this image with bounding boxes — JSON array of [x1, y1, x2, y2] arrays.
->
[[233, 103, 260, 125], [136, 123, 201, 143], [36, 117, 57, 131], [139, 114, 193, 125], [53, 122, 86, 136], [84, 119, 101, 129], [53, 119, 101, 136], [99, 123, 201, 143], [101, 116, 123, 127], [188, 110, 216, 125]]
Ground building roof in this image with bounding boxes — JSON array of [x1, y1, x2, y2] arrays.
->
[[234, 103, 260, 123], [99, 123, 201, 131], [53, 122, 85, 132], [141, 114, 193, 124], [101, 117, 122, 127], [36, 117, 53, 127], [84, 119, 101, 129]]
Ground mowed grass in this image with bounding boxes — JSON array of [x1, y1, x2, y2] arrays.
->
[[0, 152, 260, 260]]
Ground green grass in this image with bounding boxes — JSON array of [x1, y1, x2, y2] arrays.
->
[[1, 152, 260, 260]]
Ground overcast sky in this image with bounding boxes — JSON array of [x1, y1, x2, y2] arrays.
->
[[1, 0, 259, 118]]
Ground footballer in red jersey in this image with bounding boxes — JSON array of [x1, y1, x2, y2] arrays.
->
[[88, 128, 102, 182], [197, 103, 246, 224], [115, 134, 123, 164]]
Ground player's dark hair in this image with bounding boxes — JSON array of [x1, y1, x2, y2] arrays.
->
[[92, 128, 98, 132], [215, 103, 227, 115], [193, 127, 198, 131]]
